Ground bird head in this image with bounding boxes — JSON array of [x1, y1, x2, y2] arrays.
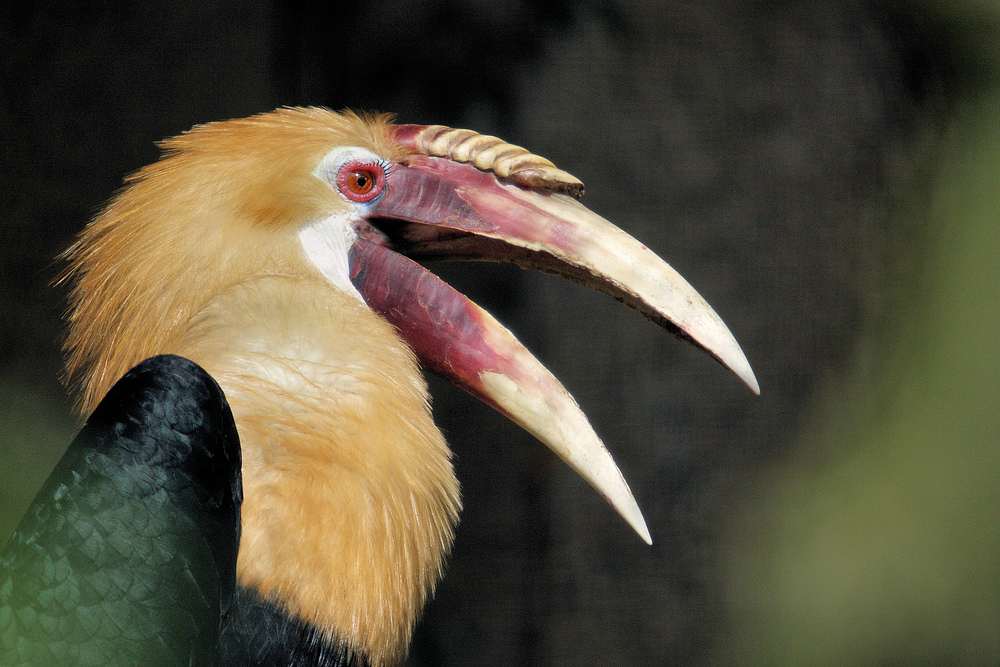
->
[[61, 107, 757, 664]]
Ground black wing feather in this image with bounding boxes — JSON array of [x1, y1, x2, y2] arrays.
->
[[0, 355, 242, 667]]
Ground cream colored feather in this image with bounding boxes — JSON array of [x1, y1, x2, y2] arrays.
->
[[62, 108, 459, 666]]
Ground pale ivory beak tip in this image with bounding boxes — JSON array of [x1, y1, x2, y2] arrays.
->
[[706, 320, 759, 395], [636, 517, 653, 546], [733, 352, 760, 396], [614, 488, 652, 545]]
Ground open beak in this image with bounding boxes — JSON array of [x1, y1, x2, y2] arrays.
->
[[349, 124, 758, 544]]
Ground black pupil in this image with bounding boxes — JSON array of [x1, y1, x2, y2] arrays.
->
[[355, 172, 369, 188]]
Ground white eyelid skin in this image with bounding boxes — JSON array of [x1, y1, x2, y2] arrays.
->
[[312, 146, 385, 197]]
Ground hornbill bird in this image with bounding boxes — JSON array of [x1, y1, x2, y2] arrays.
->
[[1, 108, 758, 665]]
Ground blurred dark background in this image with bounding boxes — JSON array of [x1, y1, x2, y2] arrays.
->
[[3, 1, 998, 664]]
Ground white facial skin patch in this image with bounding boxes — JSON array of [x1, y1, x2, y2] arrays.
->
[[298, 215, 365, 303]]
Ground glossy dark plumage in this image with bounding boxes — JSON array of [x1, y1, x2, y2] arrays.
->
[[0, 355, 242, 666], [218, 588, 366, 667]]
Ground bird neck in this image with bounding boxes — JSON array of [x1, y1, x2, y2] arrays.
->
[[176, 276, 461, 666]]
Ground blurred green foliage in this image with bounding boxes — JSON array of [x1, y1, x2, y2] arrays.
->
[[718, 38, 1000, 666], [0, 376, 76, 547]]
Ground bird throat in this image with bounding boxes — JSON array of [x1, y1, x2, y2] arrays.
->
[[176, 277, 461, 666]]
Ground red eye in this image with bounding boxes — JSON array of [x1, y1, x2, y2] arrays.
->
[[337, 161, 386, 203]]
